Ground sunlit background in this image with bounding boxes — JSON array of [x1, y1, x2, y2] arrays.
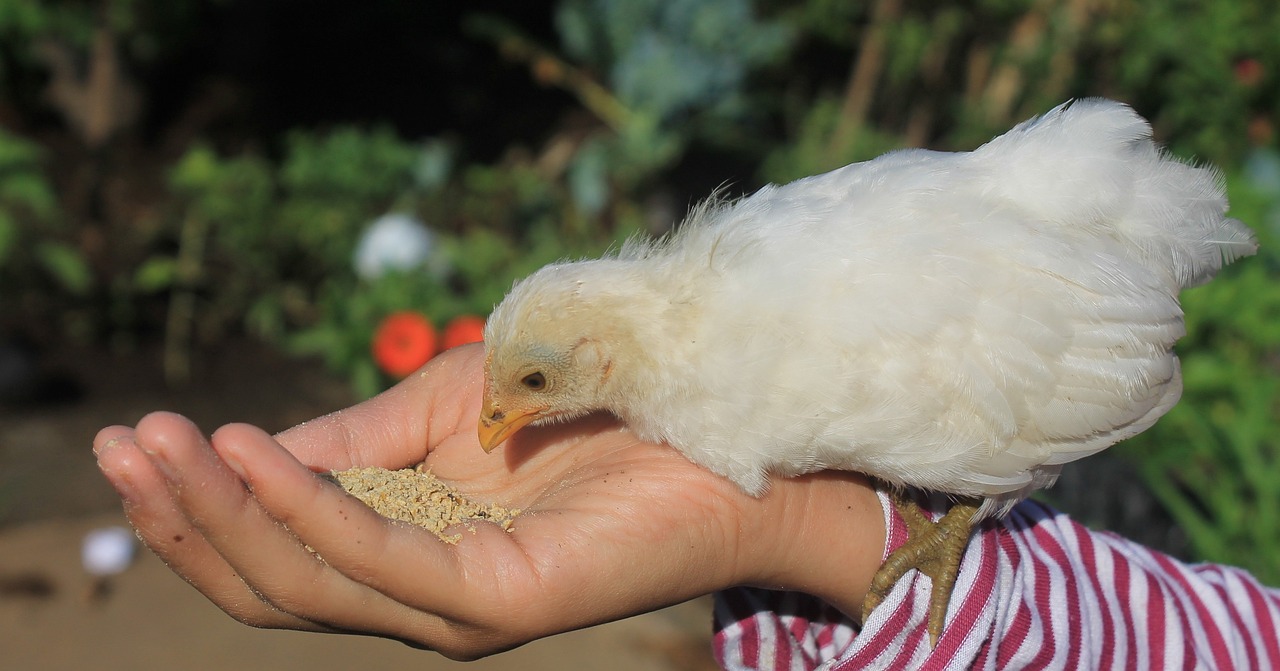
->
[[1, 1, 1277, 668]]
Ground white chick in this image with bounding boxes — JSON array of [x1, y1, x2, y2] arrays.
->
[[477, 99, 1257, 644]]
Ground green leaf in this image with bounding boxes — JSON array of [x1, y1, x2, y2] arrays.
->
[[170, 144, 221, 192], [0, 172, 56, 218], [132, 256, 179, 292], [35, 241, 92, 295]]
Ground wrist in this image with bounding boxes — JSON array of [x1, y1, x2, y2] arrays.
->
[[739, 472, 885, 622]]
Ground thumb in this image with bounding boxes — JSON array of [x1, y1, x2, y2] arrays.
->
[[273, 345, 486, 470]]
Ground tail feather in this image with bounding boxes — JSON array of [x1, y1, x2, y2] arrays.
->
[[1130, 155, 1257, 287], [975, 98, 1258, 289]]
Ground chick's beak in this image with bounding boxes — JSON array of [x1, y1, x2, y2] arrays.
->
[[478, 397, 544, 453]]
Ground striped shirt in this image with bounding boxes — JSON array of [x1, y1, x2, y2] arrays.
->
[[712, 491, 1280, 670]]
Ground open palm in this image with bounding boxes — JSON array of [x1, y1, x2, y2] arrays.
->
[[94, 345, 883, 659]]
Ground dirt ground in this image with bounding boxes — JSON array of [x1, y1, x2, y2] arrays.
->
[[0, 340, 717, 671]]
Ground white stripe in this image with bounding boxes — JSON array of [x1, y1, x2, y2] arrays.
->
[[1094, 534, 1130, 671], [1127, 545, 1154, 669], [1060, 518, 1105, 666]]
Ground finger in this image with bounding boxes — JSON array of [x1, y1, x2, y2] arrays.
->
[[213, 422, 536, 630], [94, 415, 312, 630], [131, 413, 397, 629], [193, 421, 450, 643], [93, 425, 135, 456], [274, 344, 486, 469]]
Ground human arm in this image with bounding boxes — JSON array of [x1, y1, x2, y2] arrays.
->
[[92, 344, 886, 659]]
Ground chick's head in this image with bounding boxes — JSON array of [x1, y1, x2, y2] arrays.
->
[[478, 262, 641, 452]]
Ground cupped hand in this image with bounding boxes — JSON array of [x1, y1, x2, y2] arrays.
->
[[93, 344, 883, 659]]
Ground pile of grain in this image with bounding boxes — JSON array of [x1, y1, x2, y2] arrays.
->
[[328, 466, 519, 544]]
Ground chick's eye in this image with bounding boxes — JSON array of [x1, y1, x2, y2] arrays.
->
[[521, 372, 547, 390]]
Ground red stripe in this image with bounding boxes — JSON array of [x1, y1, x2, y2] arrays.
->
[[1152, 551, 1234, 669], [997, 600, 1036, 668], [740, 608, 761, 669], [1107, 541, 1137, 668], [819, 603, 856, 662], [722, 591, 761, 669], [813, 620, 834, 662], [1241, 568, 1280, 665], [836, 490, 918, 669], [958, 524, 1000, 632], [1143, 568, 1168, 669], [785, 604, 820, 669], [923, 525, 998, 670], [838, 584, 917, 668], [888, 594, 931, 670]]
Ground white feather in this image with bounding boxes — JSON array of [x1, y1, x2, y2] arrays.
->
[[487, 98, 1258, 518]]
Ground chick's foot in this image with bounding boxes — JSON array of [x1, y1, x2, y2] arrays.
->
[[861, 491, 980, 647]]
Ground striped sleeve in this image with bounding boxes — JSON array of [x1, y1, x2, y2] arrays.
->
[[712, 492, 1280, 670]]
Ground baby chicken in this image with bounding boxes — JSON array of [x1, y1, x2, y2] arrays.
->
[[477, 99, 1257, 644]]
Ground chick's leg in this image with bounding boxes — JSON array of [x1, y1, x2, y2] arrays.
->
[[861, 491, 981, 647]]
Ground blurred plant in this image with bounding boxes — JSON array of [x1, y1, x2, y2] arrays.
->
[[1, 3, 1277, 570], [1093, 0, 1279, 165], [758, 0, 1279, 181], [0, 127, 92, 337], [0, 0, 218, 152], [470, 0, 792, 209], [0, 128, 56, 269], [160, 124, 640, 396], [554, 0, 792, 132], [153, 126, 424, 382]]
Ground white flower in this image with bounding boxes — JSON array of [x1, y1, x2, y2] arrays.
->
[[353, 213, 439, 280]]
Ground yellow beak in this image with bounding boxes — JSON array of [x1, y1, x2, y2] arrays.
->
[[478, 399, 544, 452]]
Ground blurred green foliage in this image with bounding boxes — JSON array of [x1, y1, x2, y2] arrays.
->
[[0, 127, 92, 333], [0, 0, 1278, 572], [0, 127, 55, 266], [163, 128, 640, 396], [556, 0, 792, 128]]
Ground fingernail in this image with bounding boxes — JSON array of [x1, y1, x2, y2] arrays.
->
[[92, 436, 120, 458]]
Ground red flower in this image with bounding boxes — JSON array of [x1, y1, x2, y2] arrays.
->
[[373, 311, 438, 377], [441, 314, 486, 350], [1235, 58, 1264, 87]]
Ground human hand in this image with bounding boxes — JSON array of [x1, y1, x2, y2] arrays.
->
[[93, 345, 884, 659]]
